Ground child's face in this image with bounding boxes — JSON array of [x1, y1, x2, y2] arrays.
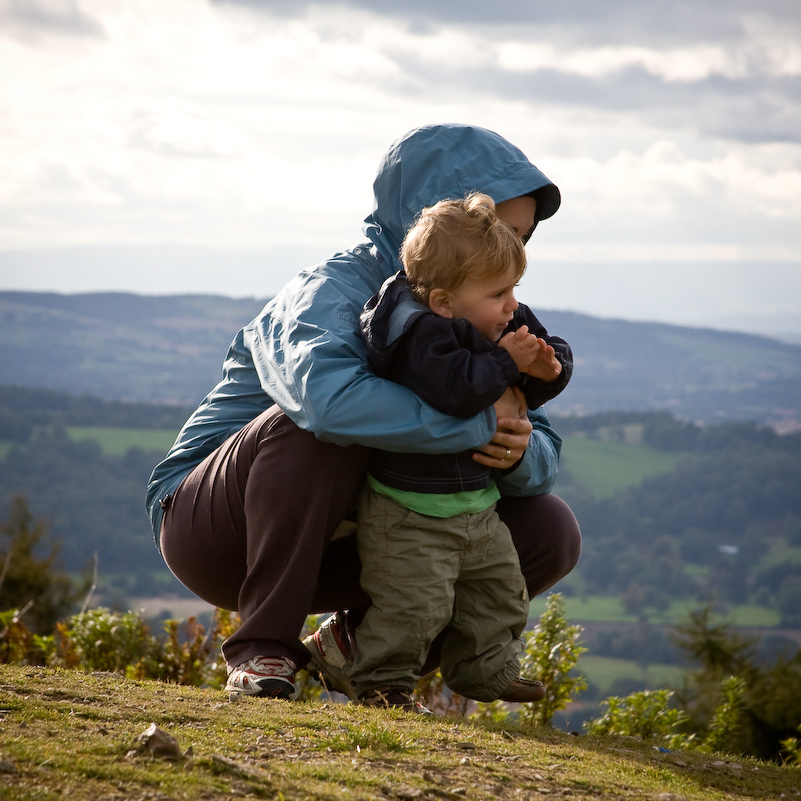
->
[[435, 263, 520, 342]]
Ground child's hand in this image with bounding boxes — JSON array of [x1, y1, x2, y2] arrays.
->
[[497, 326, 542, 373], [524, 338, 562, 382]]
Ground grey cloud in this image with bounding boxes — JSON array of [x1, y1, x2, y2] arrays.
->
[[0, 0, 104, 42], [356, 45, 801, 147], [211, 0, 801, 46], [691, 74, 801, 145], [210, 0, 801, 146]]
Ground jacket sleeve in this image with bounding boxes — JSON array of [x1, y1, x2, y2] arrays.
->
[[243, 251, 560, 496], [245, 250, 496, 455], [494, 407, 562, 497], [388, 314, 521, 419]]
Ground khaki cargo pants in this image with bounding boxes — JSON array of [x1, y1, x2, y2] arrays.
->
[[346, 486, 529, 702]]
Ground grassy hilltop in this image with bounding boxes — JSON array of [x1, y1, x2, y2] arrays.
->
[[0, 663, 797, 801]]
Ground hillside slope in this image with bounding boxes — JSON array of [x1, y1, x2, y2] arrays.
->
[[0, 664, 795, 801], [2, 291, 801, 429]]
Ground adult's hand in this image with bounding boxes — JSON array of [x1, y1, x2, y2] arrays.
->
[[473, 387, 532, 468]]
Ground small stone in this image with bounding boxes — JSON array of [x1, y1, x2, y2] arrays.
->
[[132, 723, 184, 761], [459, 756, 471, 766]]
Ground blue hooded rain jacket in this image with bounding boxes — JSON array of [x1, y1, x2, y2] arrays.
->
[[145, 123, 564, 546]]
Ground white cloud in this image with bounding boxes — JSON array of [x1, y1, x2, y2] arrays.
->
[[131, 106, 248, 159], [0, 0, 799, 338]]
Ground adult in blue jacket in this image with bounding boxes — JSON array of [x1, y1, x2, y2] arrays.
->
[[146, 123, 582, 700]]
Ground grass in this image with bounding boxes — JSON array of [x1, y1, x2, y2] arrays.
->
[[560, 436, 686, 498], [0, 663, 797, 801]]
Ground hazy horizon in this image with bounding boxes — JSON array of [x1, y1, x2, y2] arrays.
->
[[2, 1, 799, 342]]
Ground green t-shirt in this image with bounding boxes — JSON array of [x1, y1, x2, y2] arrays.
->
[[367, 474, 500, 518]]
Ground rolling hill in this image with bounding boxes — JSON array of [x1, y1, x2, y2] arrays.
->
[[2, 290, 801, 430]]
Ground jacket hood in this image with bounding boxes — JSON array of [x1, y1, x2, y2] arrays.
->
[[363, 123, 561, 270]]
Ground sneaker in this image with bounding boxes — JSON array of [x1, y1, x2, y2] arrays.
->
[[497, 676, 547, 703], [225, 656, 299, 700], [302, 612, 359, 701], [359, 687, 433, 714]]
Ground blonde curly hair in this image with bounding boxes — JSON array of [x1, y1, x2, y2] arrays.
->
[[401, 192, 527, 304]]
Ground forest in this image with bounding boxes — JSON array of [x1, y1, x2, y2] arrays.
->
[[1, 387, 800, 634], [551, 410, 801, 628]]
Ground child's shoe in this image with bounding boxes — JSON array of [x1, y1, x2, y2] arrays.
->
[[302, 612, 358, 700], [359, 687, 432, 714], [497, 676, 546, 703]]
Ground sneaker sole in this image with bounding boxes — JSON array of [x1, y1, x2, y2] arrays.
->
[[226, 677, 298, 700]]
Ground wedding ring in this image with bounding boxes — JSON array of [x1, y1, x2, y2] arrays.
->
[[503, 448, 511, 461]]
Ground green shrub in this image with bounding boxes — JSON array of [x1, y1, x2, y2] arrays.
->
[[0, 607, 45, 665], [702, 675, 746, 754], [780, 726, 801, 766], [586, 689, 690, 747], [518, 592, 587, 728], [55, 607, 154, 674]]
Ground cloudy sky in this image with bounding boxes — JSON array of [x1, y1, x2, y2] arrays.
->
[[1, 0, 800, 340]]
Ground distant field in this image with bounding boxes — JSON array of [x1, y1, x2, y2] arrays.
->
[[529, 593, 781, 627], [62, 429, 687, 497], [759, 539, 801, 570], [576, 654, 687, 696], [66, 426, 178, 456], [560, 437, 686, 498]]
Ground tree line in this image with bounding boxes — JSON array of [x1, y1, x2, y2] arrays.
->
[[551, 411, 801, 627], [1, 390, 800, 623], [0, 386, 194, 441]]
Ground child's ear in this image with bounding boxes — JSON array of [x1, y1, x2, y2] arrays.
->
[[428, 288, 453, 318]]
